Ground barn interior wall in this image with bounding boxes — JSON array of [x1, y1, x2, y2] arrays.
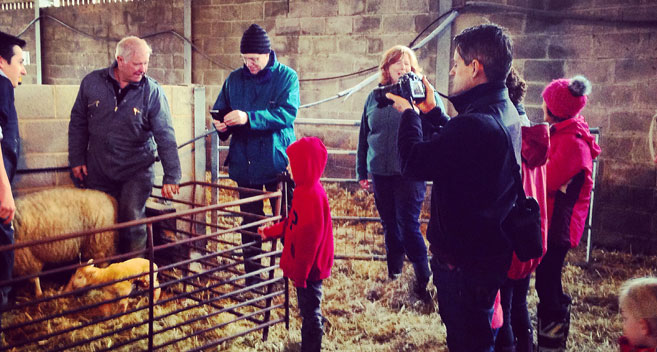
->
[[11, 83, 199, 205], [1, 0, 656, 251]]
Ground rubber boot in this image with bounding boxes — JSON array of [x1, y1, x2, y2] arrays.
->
[[515, 328, 534, 352], [412, 260, 431, 301], [560, 295, 572, 344], [536, 302, 570, 352]]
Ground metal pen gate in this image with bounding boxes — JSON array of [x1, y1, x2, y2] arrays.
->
[[0, 181, 288, 351], [212, 120, 601, 263]]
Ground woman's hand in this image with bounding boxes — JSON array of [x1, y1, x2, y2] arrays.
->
[[385, 93, 419, 114], [359, 179, 370, 191]]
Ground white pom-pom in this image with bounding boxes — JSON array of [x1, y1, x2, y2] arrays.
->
[[568, 75, 591, 97]]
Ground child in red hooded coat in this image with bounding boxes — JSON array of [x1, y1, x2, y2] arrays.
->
[[259, 137, 334, 352]]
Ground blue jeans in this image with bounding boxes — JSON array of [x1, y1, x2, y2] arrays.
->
[[495, 275, 532, 352], [296, 280, 324, 352], [432, 257, 507, 352], [86, 167, 154, 254], [371, 174, 430, 284]]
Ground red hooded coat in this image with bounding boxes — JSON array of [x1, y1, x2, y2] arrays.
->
[[545, 115, 601, 248], [507, 123, 550, 279], [261, 137, 334, 288], [619, 336, 657, 352]]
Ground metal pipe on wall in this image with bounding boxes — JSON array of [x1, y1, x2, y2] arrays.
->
[[183, 0, 191, 84], [34, 0, 42, 84]]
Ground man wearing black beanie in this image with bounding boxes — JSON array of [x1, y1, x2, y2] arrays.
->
[[211, 23, 300, 287]]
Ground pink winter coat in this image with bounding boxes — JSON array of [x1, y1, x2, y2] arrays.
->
[[507, 123, 550, 280], [545, 116, 601, 248]]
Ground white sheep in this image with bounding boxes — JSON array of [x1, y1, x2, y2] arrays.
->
[[12, 187, 118, 297]]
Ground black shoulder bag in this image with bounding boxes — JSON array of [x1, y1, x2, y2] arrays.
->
[[494, 117, 544, 262]]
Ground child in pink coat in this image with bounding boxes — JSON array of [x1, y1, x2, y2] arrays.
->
[[534, 75, 601, 350]]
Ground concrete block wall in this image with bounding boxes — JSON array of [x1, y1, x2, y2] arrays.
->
[[39, 0, 185, 85], [451, 0, 657, 251], [0, 2, 37, 85], [13, 85, 73, 193], [12, 84, 200, 204], [192, 0, 445, 178], [2, 0, 657, 250]]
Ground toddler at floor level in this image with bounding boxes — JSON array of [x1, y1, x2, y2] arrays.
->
[[619, 277, 657, 352]]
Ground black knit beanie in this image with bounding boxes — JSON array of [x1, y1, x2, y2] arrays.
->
[[240, 24, 271, 54]]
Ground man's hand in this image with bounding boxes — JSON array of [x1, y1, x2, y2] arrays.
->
[[416, 76, 437, 114], [212, 119, 228, 132], [72, 165, 88, 181], [359, 179, 370, 191], [386, 93, 419, 114], [223, 110, 248, 126], [161, 184, 180, 199], [0, 188, 15, 224]]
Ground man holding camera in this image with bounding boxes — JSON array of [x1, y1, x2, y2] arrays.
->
[[211, 24, 299, 286], [389, 24, 521, 351]]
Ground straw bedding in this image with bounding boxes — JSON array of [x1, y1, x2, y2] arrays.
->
[[1, 182, 653, 351]]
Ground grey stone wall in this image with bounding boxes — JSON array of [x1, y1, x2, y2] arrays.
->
[[2, 0, 657, 251]]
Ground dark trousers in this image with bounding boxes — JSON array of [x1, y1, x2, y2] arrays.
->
[[371, 174, 430, 284], [296, 279, 324, 352], [237, 180, 292, 285], [495, 275, 533, 352], [432, 257, 508, 352], [535, 243, 571, 315], [534, 243, 571, 350], [86, 167, 154, 254], [0, 222, 14, 328]]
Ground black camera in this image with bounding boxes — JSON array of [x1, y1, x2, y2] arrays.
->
[[373, 72, 426, 107]]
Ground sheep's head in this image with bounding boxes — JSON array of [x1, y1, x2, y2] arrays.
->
[[64, 259, 96, 292]]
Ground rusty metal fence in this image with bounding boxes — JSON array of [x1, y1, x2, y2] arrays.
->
[[0, 181, 288, 351]]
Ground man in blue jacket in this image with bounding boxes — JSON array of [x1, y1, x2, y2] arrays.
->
[[69, 36, 181, 255], [390, 24, 520, 351], [212, 24, 299, 286], [0, 30, 26, 327]]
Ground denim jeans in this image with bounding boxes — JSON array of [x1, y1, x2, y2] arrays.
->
[[432, 257, 508, 352], [86, 167, 154, 254], [0, 222, 14, 328], [237, 181, 293, 285], [371, 174, 430, 284], [495, 275, 533, 352], [296, 279, 324, 352]]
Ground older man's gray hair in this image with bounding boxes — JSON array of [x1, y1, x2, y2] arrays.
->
[[115, 36, 152, 61]]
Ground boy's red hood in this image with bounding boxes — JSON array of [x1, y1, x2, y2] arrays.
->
[[286, 137, 327, 187]]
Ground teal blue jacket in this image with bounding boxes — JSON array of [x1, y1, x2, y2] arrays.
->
[[356, 89, 447, 181], [213, 51, 299, 185]]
